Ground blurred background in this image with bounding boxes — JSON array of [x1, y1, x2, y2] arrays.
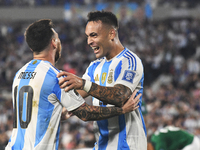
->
[[0, 0, 200, 150]]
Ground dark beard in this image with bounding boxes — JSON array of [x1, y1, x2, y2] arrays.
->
[[55, 43, 61, 63], [55, 52, 60, 63]]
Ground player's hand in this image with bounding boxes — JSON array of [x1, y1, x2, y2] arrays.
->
[[122, 90, 141, 114], [61, 107, 73, 121], [57, 71, 83, 92]]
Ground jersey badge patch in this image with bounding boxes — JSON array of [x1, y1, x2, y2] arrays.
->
[[122, 70, 135, 83], [107, 69, 113, 84], [101, 72, 107, 84]]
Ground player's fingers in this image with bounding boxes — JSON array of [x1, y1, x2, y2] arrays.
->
[[58, 77, 66, 85], [132, 105, 139, 111], [132, 93, 141, 111], [133, 97, 140, 106], [65, 112, 73, 119], [130, 90, 137, 99], [135, 99, 140, 108], [134, 94, 141, 106], [136, 97, 140, 104], [64, 84, 75, 92], [60, 78, 76, 88], [59, 74, 75, 86], [59, 75, 74, 86], [59, 81, 69, 88], [134, 93, 142, 102], [57, 71, 69, 78]]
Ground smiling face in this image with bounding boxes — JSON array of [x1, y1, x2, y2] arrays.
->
[[85, 20, 115, 59]]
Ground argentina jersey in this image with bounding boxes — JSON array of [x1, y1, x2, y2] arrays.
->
[[82, 48, 147, 150], [6, 60, 84, 150]]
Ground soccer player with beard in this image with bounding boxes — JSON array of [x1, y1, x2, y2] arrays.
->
[[5, 19, 141, 150], [57, 11, 147, 150]]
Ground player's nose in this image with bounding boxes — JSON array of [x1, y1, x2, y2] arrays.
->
[[87, 37, 93, 45]]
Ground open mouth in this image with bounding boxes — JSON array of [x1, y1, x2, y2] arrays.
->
[[92, 46, 100, 53]]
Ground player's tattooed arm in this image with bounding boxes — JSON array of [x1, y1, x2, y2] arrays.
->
[[72, 103, 123, 121], [71, 90, 140, 121], [87, 81, 132, 107], [57, 72, 132, 107]]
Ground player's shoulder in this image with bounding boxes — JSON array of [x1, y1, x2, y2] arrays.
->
[[124, 48, 141, 60], [24, 60, 59, 76], [37, 60, 60, 74], [121, 48, 143, 65], [15, 60, 32, 75]]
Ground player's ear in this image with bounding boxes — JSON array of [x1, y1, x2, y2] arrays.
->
[[52, 38, 57, 49], [109, 28, 116, 41]]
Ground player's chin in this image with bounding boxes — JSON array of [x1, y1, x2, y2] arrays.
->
[[95, 53, 103, 59]]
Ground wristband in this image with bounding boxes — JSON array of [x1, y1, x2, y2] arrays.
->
[[83, 80, 92, 92]]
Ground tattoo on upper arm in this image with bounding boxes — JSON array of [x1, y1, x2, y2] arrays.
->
[[88, 83, 132, 107], [72, 103, 123, 121]]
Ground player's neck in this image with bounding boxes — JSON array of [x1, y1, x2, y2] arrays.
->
[[33, 49, 55, 66], [106, 43, 124, 60]]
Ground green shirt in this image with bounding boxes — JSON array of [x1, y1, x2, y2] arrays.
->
[[151, 126, 194, 150]]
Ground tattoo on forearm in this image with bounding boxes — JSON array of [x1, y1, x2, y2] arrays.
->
[[72, 103, 123, 121], [89, 83, 132, 107]]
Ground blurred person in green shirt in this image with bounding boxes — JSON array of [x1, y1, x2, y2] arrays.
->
[[148, 126, 200, 150]]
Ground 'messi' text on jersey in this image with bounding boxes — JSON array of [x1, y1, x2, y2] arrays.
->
[[18, 72, 37, 79]]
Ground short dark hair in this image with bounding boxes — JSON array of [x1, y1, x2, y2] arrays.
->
[[25, 19, 54, 53], [87, 10, 119, 29]]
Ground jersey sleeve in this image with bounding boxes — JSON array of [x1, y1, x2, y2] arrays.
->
[[82, 62, 93, 81], [60, 89, 85, 111], [57, 76, 85, 111], [115, 57, 143, 92]]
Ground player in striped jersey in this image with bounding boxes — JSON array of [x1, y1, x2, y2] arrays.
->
[[5, 19, 141, 150], [58, 10, 147, 150], [148, 126, 200, 150]]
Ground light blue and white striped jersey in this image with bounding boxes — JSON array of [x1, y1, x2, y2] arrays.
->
[[82, 48, 147, 150], [5, 60, 85, 150]]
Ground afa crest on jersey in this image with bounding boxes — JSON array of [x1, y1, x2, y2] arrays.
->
[[107, 69, 113, 84], [122, 70, 135, 83]]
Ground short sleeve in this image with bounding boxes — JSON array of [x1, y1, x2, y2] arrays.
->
[[60, 89, 85, 111], [115, 57, 143, 92], [82, 66, 91, 81]]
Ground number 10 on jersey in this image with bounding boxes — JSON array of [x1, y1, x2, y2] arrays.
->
[[13, 85, 33, 129]]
